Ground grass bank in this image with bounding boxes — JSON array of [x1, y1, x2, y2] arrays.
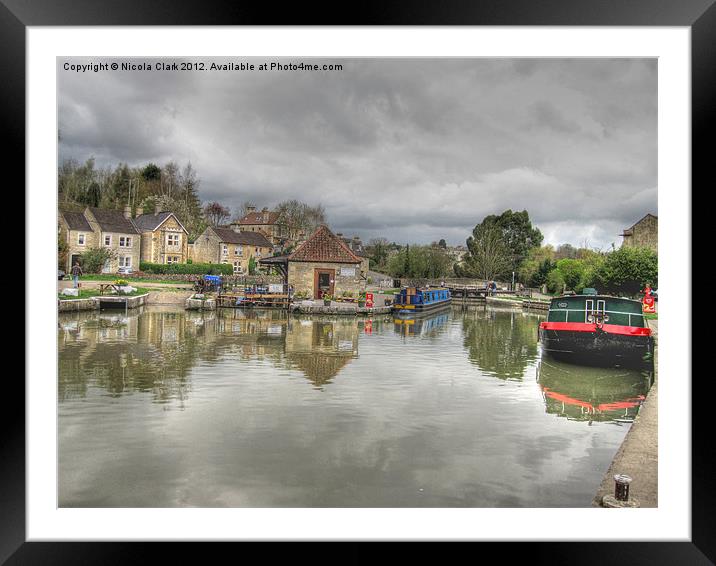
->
[[58, 287, 150, 300]]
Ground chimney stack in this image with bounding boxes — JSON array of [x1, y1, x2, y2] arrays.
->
[[136, 206, 143, 217], [336, 233, 343, 238], [247, 205, 256, 214], [123, 204, 132, 220]]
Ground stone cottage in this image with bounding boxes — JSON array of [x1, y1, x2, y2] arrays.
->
[[191, 226, 273, 274], [287, 225, 367, 299], [85, 207, 142, 272], [58, 210, 97, 272], [59, 207, 141, 273], [621, 213, 658, 253], [132, 209, 189, 265]]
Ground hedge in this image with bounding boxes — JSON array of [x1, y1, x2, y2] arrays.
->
[[139, 261, 233, 275]]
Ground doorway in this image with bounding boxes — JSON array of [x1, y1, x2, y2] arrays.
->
[[314, 268, 335, 299]]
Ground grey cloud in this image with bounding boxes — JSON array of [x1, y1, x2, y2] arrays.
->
[[58, 57, 656, 247]]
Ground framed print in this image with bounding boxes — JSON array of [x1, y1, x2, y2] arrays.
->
[[7, 0, 707, 562]]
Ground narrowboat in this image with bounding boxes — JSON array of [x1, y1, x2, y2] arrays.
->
[[392, 286, 452, 315], [539, 291, 653, 366]]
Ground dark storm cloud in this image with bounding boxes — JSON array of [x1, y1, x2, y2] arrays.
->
[[58, 57, 657, 247]]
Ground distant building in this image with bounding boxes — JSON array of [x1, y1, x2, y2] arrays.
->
[[286, 225, 367, 299], [620, 214, 658, 253], [191, 226, 274, 274], [230, 206, 288, 246]]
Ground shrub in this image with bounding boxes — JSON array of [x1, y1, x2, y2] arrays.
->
[[555, 259, 585, 291], [593, 247, 658, 297], [80, 247, 116, 273], [545, 269, 565, 294], [139, 261, 233, 275]]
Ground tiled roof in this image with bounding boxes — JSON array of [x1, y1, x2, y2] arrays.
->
[[60, 211, 92, 232], [212, 227, 273, 247], [288, 225, 362, 263], [133, 211, 176, 232], [236, 210, 281, 225], [88, 207, 139, 234]]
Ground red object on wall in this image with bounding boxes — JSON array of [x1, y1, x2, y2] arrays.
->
[[642, 286, 655, 313], [366, 293, 374, 308]]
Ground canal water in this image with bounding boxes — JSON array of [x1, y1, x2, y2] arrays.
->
[[58, 304, 653, 507]]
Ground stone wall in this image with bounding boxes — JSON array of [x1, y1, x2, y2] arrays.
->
[[623, 215, 658, 253], [288, 261, 365, 298]]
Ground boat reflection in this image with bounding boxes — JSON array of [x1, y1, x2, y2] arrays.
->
[[536, 356, 653, 423], [392, 308, 450, 337]]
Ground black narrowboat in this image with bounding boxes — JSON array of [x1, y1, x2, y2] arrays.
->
[[539, 291, 653, 366]]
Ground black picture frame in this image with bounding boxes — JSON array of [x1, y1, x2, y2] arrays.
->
[[7, 0, 705, 563]]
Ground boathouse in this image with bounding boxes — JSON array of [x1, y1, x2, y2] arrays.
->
[[284, 225, 366, 299]]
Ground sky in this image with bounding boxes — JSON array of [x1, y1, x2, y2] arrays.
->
[[58, 57, 657, 249]]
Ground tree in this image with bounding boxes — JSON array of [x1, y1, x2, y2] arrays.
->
[[593, 247, 658, 296], [438, 238, 447, 249], [203, 201, 231, 227], [480, 210, 543, 273], [555, 258, 585, 291], [275, 199, 327, 241], [366, 237, 390, 270], [248, 256, 257, 275], [455, 223, 511, 280]]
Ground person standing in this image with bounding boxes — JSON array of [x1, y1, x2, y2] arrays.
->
[[71, 261, 83, 288]]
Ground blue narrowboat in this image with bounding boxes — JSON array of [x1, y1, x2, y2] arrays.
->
[[392, 286, 452, 315]]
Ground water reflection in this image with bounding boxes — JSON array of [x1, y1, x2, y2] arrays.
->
[[537, 357, 653, 423], [392, 309, 450, 338], [58, 308, 369, 398], [58, 305, 652, 507], [461, 306, 544, 380]]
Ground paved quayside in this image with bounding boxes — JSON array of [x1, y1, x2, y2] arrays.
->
[[592, 319, 658, 507]]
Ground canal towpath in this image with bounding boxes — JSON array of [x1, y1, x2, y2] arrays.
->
[[592, 318, 658, 507]]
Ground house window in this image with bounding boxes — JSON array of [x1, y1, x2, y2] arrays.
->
[[78, 233, 86, 245], [166, 256, 179, 264], [104, 235, 112, 246], [119, 236, 132, 247], [119, 256, 132, 268], [222, 244, 228, 256], [235, 246, 243, 256], [233, 261, 243, 274], [167, 233, 180, 246]]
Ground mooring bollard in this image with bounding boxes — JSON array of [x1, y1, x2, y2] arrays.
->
[[602, 473, 639, 507], [614, 474, 632, 501]]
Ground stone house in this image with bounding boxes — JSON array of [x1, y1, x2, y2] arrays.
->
[[192, 226, 273, 274], [58, 210, 97, 272], [59, 207, 141, 273], [621, 214, 658, 253], [230, 206, 288, 246], [85, 207, 142, 272], [132, 209, 189, 265], [287, 225, 367, 299]]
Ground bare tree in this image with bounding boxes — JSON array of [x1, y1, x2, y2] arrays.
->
[[203, 201, 231, 227]]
